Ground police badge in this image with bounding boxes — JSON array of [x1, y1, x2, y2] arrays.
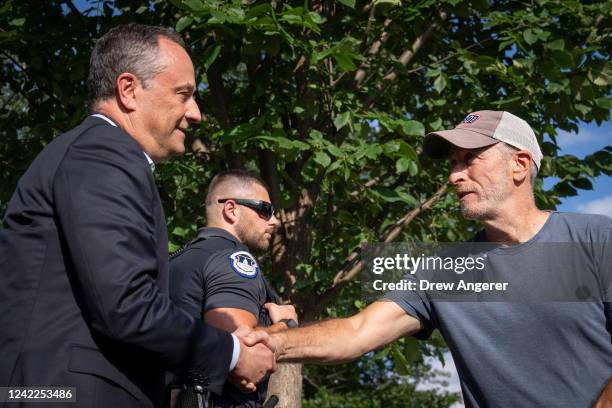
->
[[228, 251, 260, 278]]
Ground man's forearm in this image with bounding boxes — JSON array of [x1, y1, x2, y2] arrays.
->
[[271, 317, 367, 364], [263, 301, 421, 365]]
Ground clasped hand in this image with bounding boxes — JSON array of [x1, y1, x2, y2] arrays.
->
[[229, 326, 276, 393]]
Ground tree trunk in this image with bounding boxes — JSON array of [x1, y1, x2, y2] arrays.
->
[[266, 363, 303, 408]]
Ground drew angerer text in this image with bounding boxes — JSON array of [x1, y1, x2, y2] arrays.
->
[[372, 279, 509, 292]]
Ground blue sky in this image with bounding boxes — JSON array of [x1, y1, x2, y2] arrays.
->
[[544, 120, 611, 217]]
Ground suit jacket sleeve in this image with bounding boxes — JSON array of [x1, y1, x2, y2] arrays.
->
[[52, 128, 233, 393]]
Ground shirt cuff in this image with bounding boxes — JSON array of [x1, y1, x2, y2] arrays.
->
[[229, 333, 240, 371]]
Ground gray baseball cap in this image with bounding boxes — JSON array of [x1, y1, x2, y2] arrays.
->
[[423, 110, 543, 170]]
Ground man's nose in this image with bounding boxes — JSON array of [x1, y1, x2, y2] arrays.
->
[[186, 98, 202, 123], [270, 213, 280, 227], [449, 162, 466, 185]]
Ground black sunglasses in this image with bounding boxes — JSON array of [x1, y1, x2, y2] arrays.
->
[[218, 198, 275, 220]]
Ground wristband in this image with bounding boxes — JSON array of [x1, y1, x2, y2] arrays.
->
[[280, 318, 298, 328]]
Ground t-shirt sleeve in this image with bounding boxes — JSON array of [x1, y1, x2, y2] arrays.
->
[[383, 272, 435, 340], [202, 250, 262, 317], [598, 224, 612, 329]]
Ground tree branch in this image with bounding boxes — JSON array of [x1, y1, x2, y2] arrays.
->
[[304, 182, 448, 319], [353, 17, 393, 88], [64, 1, 82, 16], [348, 174, 385, 197], [365, 9, 448, 107]]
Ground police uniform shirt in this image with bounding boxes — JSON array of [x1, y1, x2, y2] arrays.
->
[[170, 227, 278, 407]]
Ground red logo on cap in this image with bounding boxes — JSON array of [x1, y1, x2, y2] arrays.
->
[[462, 114, 480, 124]]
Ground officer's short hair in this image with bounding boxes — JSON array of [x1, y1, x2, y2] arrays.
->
[[88, 23, 185, 111], [206, 170, 270, 207]]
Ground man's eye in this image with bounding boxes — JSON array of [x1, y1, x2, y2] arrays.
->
[[465, 153, 476, 163]]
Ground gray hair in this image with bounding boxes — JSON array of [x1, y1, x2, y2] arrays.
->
[[87, 23, 185, 111]]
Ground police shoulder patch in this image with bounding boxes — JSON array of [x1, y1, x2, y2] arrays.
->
[[228, 251, 259, 279]]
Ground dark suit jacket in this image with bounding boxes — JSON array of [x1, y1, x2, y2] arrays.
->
[[0, 116, 233, 407]]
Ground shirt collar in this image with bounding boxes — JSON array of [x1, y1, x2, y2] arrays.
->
[[90, 114, 155, 173], [196, 227, 244, 246]]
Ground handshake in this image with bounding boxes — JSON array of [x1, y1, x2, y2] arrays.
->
[[229, 303, 296, 393]]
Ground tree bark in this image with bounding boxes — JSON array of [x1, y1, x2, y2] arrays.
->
[[266, 363, 303, 408]]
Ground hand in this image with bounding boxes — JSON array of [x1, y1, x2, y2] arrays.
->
[[242, 329, 284, 359], [230, 326, 276, 393], [264, 303, 298, 324]]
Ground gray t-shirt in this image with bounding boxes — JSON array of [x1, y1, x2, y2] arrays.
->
[[386, 212, 612, 408]]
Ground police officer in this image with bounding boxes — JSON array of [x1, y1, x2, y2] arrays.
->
[[169, 170, 297, 408]]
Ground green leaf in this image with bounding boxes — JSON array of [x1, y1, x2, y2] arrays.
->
[[396, 158, 411, 173], [255, 135, 310, 151], [595, 97, 612, 110], [403, 337, 421, 363], [175, 16, 193, 32], [375, 0, 401, 4], [408, 160, 418, 177], [135, 5, 148, 14], [588, 64, 612, 86], [292, 140, 311, 150], [372, 188, 403, 203], [182, 0, 205, 11], [400, 120, 425, 137], [281, 14, 303, 25], [309, 129, 324, 140], [327, 144, 344, 157], [334, 111, 351, 130], [383, 140, 418, 161], [326, 160, 342, 175], [337, 0, 356, 8], [314, 151, 331, 167], [307, 11, 326, 25], [550, 50, 573, 68], [9, 18, 25, 26], [433, 74, 448, 93], [397, 190, 419, 206], [391, 345, 411, 375], [383, 140, 401, 155], [203, 44, 222, 70], [571, 178, 593, 190], [172, 226, 190, 238], [523, 29, 537, 45], [574, 103, 591, 115], [491, 95, 521, 106], [545, 39, 565, 51], [364, 144, 383, 159], [429, 117, 443, 131], [333, 53, 357, 71]]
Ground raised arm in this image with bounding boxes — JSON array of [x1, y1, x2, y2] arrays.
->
[[269, 300, 422, 364]]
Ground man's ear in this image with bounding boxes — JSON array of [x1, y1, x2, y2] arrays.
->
[[512, 150, 532, 183], [115, 72, 139, 112], [222, 201, 239, 224]]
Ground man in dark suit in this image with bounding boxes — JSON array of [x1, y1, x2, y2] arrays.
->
[[0, 24, 274, 408]]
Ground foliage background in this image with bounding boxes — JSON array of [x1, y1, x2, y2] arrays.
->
[[1, 0, 610, 406]]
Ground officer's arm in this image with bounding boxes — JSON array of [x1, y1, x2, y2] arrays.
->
[[267, 300, 422, 363], [205, 308, 293, 334]]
